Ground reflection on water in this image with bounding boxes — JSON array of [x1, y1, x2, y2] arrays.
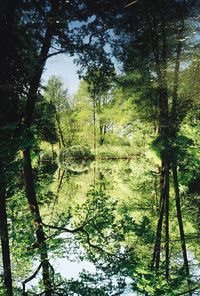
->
[[37, 159, 199, 295], [18, 156, 200, 295]]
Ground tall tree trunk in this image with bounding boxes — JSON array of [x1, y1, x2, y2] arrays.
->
[[55, 110, 65, 148], [99, 121, 105, 146], [151, 67, 170, 276], [170, 3, 191, 292], [152, 158, 169, 271], [23, 149, 52, 295], [23, 25, 53, 126], [22, 20, 54, 296], [164, 160, 170, 280], [0, 3, 19, 293], [93, 97, 97, 152], [172, 164, 192, 296], [0, 185, 13, 296], [159, 3, 170, 278], [149, 5, 170, 275]]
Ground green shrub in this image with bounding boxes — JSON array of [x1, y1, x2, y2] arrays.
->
[[59, 145, 94, 173]]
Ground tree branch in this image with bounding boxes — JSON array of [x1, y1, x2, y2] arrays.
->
[[22, 263, 42, 292], [177, 285, 200, 295], [41, 222, 84, 233], [47, 49, 69, 59]]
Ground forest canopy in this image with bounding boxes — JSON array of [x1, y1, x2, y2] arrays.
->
[[0, 1, 200, 295]]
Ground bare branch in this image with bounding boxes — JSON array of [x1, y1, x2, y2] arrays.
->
[[22, 263, 42, 292]]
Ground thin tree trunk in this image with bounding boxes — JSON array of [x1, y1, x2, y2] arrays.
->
[[99, 171, 106, 192], [93, 97, 97, 152], [152, 69, 170, 275], [57, 170, 65, 197], [55, 110, 65, 147], [22, 21, 54, 296], [0, 185, 13, 296], [152, 159, 169, 270], [149, 14, 164, 270], [23, 25, 53, 126], [172, 164, 192, 296], [164, 160, 170, 280], [99, 121, 104, 146], [23, 149, 52, 295], [0, 3, 18, 293], [160, 3, 170, 279], [170, 4, 191, 291], [154, 173, 159, 212], [151, 87, 170, 276]]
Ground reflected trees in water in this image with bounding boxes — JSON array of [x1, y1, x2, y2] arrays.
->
[[0, 1, 200, 295]]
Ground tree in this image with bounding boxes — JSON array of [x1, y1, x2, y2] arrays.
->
[[45, 76, 69, 148], [83, 64, 115, 148], [1, 1, 200, 295], [105, 0, 200, 292], [0, 1, 37, 294], [0, 1, 120, 294]]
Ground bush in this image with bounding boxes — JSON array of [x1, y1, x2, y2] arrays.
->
[[59, 145, 95, 173]]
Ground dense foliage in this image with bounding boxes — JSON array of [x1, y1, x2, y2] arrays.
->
[[0, 1, 199, 296]]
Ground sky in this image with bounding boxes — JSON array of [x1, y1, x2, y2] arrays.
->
[[42, 54, 80, 96]]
